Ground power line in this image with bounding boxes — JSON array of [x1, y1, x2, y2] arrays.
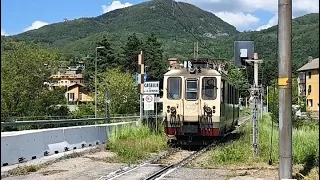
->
[[174, 1, 216, 55], [154, 0, 216, 56]]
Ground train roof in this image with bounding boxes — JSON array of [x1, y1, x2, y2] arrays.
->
[[164, 68, 236, 88], [164, 68, 224, 77]]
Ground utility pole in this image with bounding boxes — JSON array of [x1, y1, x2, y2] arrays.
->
[[196, 42, 199, 58], [261, 87, 263, 119], [193, 42, 199, 58], [193, 42, 196, 58], [246, 53, 263, 156], [278, 0, 293, 178], [105, 90, 110, 122], [267, 86, 269, 112], [138, 51, 144, 125]]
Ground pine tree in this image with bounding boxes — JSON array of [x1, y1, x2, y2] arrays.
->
[[143, 33, 167, 81], [122, 33, 144, 74]]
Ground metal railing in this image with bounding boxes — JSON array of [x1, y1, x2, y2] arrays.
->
[[1, 114, 163, 127]]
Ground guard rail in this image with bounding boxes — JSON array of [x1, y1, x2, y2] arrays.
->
[[1, 115, 163, 127]]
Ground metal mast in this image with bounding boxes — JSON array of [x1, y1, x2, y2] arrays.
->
[[278, 0, 293, 178]]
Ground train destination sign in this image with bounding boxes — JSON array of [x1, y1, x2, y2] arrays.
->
[[144, 81, 159, 94]]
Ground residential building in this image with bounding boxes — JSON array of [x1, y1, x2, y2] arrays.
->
[[50, 72, 84, 87], [66, 83, 93, 105], [297, 57, 319, 114]]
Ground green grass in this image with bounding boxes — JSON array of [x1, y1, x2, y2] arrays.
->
[[106, 124, 169, 163], [207, 114, 319, 167]]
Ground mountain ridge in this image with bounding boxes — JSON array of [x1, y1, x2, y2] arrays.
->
[[4, 1, 319, 69]]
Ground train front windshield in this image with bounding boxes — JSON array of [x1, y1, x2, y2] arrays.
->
[[167, 77, 181, 100], [201, 77, 217, 100]]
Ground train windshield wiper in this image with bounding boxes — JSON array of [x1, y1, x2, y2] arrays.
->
[[166, 88, 174, 99]]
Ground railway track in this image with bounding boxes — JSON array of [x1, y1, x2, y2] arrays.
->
[[98, 116, 251, 180]]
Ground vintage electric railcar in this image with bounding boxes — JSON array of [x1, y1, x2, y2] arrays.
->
[[162, 59, 240, 144]]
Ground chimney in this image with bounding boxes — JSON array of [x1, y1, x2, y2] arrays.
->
[[308, 56, 313, 63], [168, 58, 180, 69], [168, 58, 178, 65]]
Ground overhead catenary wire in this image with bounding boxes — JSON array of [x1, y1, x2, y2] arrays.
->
[[154, 0, 216, 56], [174, 1, 216, 56]]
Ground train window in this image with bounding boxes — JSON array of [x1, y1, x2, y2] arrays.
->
[[167, 77, 181, 100], [201, 77, 217, 100], [185, 80, 198, 100], [221, 81, 224, 102]]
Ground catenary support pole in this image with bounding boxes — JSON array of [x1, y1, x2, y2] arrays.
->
[[278, 0, 293, 178], [246, 53, 263, 156]]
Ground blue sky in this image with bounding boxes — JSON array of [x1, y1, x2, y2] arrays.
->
[[1, 0, 319, 36]]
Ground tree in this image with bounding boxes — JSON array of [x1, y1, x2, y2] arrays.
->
[[97, 68, 138, 115], [227, 62, 250, 98], [1, 41, 69, 119], [143, 33, 168, 82], [122, 33, 144, 74], [267, 78, 299, 126], [83, 35, 117, 90], [71, 102, 95, 118]]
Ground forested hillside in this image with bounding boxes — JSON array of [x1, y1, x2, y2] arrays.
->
[[3, 0, 319, 86]]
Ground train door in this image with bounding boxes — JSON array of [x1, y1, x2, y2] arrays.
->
[[164, 76, 183, 135], [200, 77, 219, 116], [166, 77, 183, 117], [183, 78, 199, 122]]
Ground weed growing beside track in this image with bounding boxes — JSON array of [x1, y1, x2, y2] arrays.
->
[[195, 114, 319, 178], [208, 114, 319, 165], [106, 124, 169, 163]]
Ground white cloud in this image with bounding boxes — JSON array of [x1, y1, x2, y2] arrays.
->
[[24, 21, 49, 32], [214, 12, 260, 31], [102, 1, 133, 14], [256, 14, 278, 31], [1, 29, 8, 36], [256, 13, 297, 31], [179, 0, 319, 31], [184, 0, 318, 15]]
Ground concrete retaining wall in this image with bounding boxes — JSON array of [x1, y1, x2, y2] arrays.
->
[[1, 121, 138, 166]]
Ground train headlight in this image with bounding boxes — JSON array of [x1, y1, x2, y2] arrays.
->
[[212, 106, 216, 113], [170, 107, 176, 113], [204, 106, 212, 113]]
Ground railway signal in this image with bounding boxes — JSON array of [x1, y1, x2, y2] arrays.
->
[[234, 41, 263, 156]]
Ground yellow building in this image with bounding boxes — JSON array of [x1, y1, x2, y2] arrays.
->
[[66, 83, 93, 105], [297, 58, 319, 114]]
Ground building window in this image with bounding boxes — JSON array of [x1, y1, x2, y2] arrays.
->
[[308, 99, 313, 107], [308, 85, 311, 95], [68, 93, 75, 101], [308, 71, 312, 79]]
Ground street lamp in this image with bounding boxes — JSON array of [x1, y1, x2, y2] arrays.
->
[[95, 46, 105, 118]]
